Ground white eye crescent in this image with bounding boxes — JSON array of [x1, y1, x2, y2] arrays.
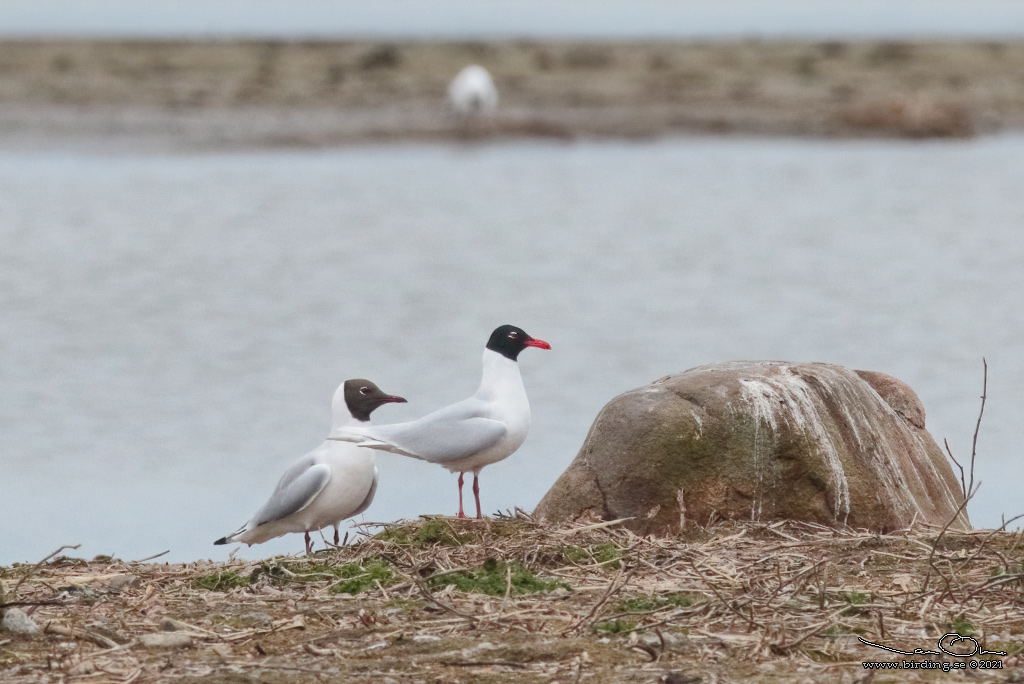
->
[[509, 331, 519, 339], [359, 387, 370, 395]]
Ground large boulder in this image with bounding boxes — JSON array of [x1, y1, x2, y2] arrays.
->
[[535, 362, 969, 535]]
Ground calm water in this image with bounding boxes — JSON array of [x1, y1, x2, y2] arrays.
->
[[2, 0, 1024, 40], [2, 136, 1023, 565]]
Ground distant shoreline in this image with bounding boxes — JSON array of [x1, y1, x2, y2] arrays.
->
[[1, 39, 1023, 150]]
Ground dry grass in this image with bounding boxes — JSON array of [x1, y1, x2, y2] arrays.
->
[[2, 513, 1024, 683]]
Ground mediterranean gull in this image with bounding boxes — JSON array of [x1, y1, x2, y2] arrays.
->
[[328, 325, 550, 519]]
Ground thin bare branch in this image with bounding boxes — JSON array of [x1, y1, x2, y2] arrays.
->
[[944, 437, 967, 499], [920, 481, 980, 594], [968, 357, 987, 499]]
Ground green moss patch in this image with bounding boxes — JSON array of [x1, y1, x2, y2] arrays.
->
[[193, 570, 249, 591], [950, 616, 976, 636], [247, 557, 395, 594], [375, 519, 469, 547], [561, 543, 622, 569], [327, 559, 394, 594], [416, 519, 470, 546], [594, 619, 637, 634], [839, 590, 871, 616], [428, 558, 565, 596]]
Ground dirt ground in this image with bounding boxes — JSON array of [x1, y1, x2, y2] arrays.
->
[[1, 40, 1023, 150], [2, 515, 1023, 683]]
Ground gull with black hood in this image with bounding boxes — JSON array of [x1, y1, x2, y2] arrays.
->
[[328, 325, 550, 519]]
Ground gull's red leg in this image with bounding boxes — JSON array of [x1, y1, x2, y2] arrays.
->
[[304, 531, 313, 555], [457, 472, 467, 518], [333, 527, 340, 546], [473, 474, 482, 519]]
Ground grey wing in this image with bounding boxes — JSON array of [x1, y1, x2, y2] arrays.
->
[[362, 407, 507, 463], [250, 459, 331, 527]]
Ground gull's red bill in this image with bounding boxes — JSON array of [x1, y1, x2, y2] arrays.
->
[[525, 337, 551, 350]]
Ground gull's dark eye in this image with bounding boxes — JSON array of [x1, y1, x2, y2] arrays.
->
[[508, 331, 519, 339], [359, 387, 370, 395]]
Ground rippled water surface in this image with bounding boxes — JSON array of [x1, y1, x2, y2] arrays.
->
[[2, 136, 1023, 564]]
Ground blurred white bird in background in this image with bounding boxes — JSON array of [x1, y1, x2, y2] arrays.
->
[[448, 64, 498, 116]]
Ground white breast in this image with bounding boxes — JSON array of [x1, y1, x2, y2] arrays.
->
[[447, 349, 531, 472]]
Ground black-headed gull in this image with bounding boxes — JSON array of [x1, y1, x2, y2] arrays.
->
[[215, 379, 406, 554], [328, 325, 550, 519]]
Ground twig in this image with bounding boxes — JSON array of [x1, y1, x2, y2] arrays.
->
[[0, 600, 65, 609], [968, 357, 987, 501], [553, 517, 634, 536], [629, 603, 712, 633], [413, 575, 478, 622], [573, 653, 585, 683], [764, 559, 828, 608], [958, 513, 1024, 569], [231, 662, 335, 676], [487, 563, 513, 622], [772, 607, 847, 653], [131, 550, 170, 563], [442, 660, 528, 669], [944, 438, 967, 499], [920, 481, 979, 594], [654, 629, 667, 662], [44, 622, 120, 649], [10, 544, 82, 598], [688, 557, 763, 631], [562, 564, 636, 634]]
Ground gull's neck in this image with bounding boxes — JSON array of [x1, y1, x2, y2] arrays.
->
[[475, 348, 525, 402], [330, 385, 368, 431]]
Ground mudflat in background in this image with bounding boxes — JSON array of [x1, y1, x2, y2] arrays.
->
[[2, 40, 1024, 149]]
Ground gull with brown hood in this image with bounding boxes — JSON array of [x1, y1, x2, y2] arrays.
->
[[215, 379, 406, 554]]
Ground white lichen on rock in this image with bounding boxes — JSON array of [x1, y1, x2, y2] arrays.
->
[[739, 367, 851, 524]]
